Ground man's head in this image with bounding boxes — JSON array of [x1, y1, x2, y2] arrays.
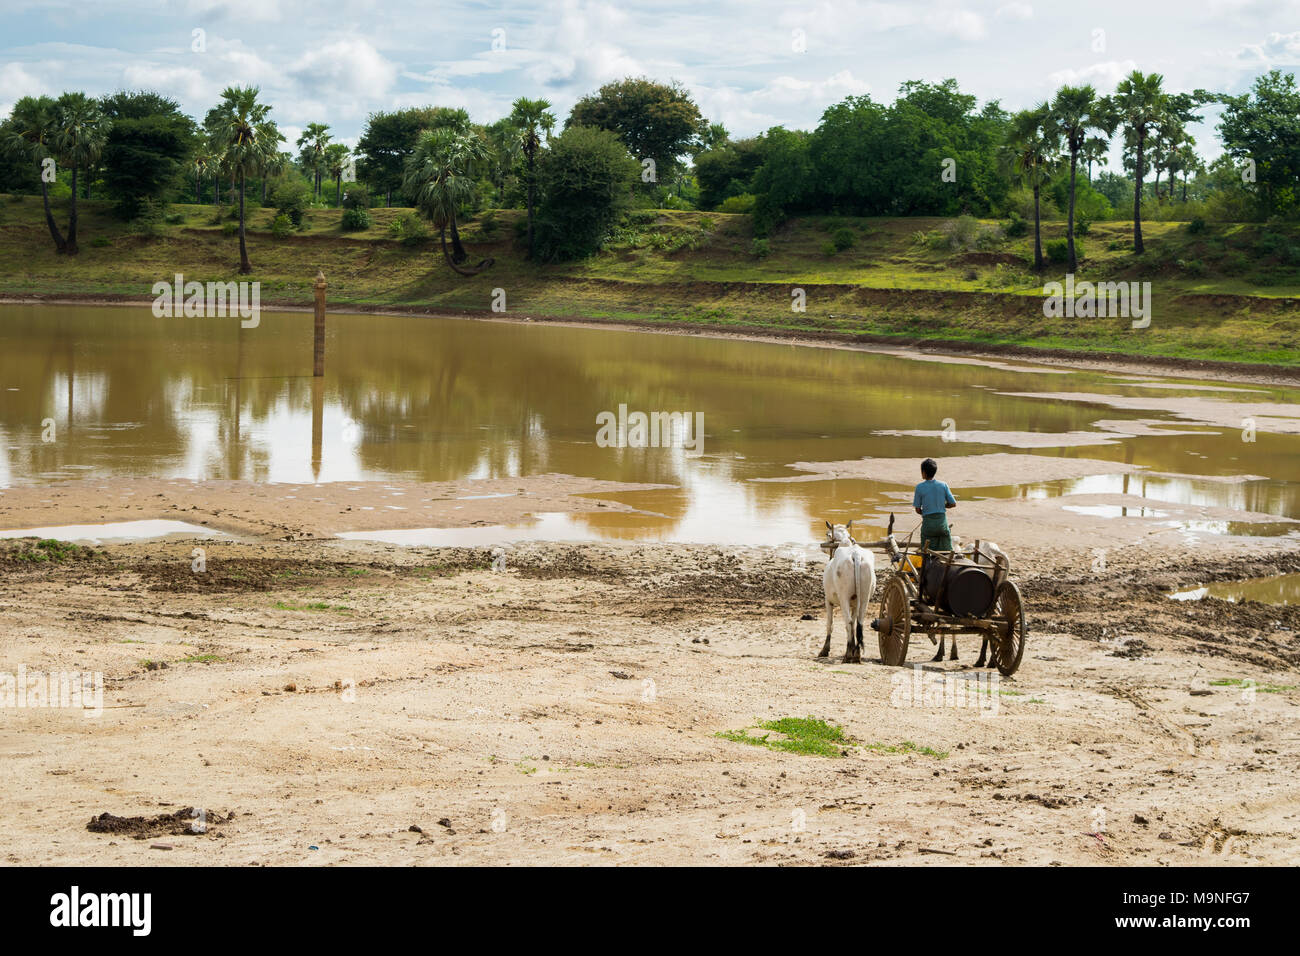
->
[[921, 458, 938, 480]]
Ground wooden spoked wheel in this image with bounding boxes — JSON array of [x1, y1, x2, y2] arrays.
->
[[992, 580, 1026, 676], [877, 576, 911, 666]]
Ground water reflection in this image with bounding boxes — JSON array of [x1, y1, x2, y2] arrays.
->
[[2, 304, 1300, 542]]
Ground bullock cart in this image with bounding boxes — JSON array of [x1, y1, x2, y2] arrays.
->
[[863, 514, 1027, 676]]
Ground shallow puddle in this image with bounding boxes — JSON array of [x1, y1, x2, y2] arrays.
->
[[1169, 572, 1300, 605], [0, 520, 226, 545]]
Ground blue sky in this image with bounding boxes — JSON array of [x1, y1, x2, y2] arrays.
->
[[2, 0, 1298, 158]]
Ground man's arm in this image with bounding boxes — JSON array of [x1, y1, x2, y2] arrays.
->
[[945, 485, 957, 510]]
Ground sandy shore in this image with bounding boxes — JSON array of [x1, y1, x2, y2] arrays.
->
[[1, 520, 1298, 866]]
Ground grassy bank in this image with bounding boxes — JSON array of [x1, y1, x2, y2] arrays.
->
[[2, 193, 1298, 367]]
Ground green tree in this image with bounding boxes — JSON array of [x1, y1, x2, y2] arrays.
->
[[1004, 104, 1059, 270], [403, 125, 492, 274], [507, 97, 555, 260], [208, 85, 283, 273], [1049, 84, 1107, 271], [693, 136, 763, 209], [1, 95, 68, 251], [1101, 71, 1167, 254], [566, 77, 707, 189], [296, 122, 331, 200], [533, 125, 639, 261], [356, 107, 471, 206], [1217, 70, 1300, 218], [98, 90, 196, 219]]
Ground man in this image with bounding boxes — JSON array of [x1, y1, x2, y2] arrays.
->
[[913, 457, 956, 551]]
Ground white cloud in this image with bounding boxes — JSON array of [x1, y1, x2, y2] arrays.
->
[[122, 63, 210, 101], [289, 38, 397, 99], [1048, 59, 1139, 90], [995, 2, 1034, 20], [1233, 31, 1300, 68]]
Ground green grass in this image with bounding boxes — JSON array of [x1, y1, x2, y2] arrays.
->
[[273, 599, 352, 612], [716, 716, 851, 757], [1209, 678, 1296, 693], [9, 538, 93, 563], [2, 195, 1299, 367], [862, 740, 950, 759], [177, 654, 224, 663]]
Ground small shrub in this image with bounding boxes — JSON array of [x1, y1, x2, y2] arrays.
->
[[222, 221, 239, 236], [820, 240, 838, 256], [963, 268, 979, 281], [1074, 216, 1091, 236], [831, 227, 855, 251], [1004, 213, 1028, 237], [91, 235, 112, 248], [476, 210, 498, 236], [1177, 258, 1206, 277], [1188, 217, 1206, 234], [698, 215, 715, 231], [719, 193, 756, 214], [271, 214, 293, 238], [164, 212, 184, 225], [340, 185, 370, 210], [1046, 238, 1069, 263], [750, 237, 770, 258], [340, 207, 371, 231], [398, 214, 427, 246]]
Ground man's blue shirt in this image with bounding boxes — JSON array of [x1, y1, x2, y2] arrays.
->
[[913, 478, 956, 516]]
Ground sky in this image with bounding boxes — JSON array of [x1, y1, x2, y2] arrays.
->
[[1, 0, 1298, 159]]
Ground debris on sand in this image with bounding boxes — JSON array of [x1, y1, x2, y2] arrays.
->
[[87, 807, 231, 839]]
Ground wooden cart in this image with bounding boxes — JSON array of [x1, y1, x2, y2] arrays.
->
[[865, 514, 1026, 676]]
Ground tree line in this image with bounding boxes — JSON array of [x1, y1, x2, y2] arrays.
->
[[1, 70, 1297, 273]]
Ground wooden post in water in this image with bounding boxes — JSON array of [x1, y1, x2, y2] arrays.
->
[[313, 270, 327, 377]]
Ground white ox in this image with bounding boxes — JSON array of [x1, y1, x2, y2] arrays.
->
[[818, 521, 876, 664]]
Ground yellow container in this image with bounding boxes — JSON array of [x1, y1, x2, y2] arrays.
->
[[901, 554, 924, 574]]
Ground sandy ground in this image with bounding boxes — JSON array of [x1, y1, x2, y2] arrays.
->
[[2, 521, 1298, 866]]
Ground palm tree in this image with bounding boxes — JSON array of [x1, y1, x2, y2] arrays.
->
[[403, 126, 493, 276], [296, 123, 331, 200], [1050, 84, 1106, 271], [258, 126, 285, 203], [1081, 136, 1108, 183], [508, 98, 555, 261], [1003, 105, 1059, 271], [1, 95, 67, 252], [208, 86, 283, 273], [324, 142, 350, 205], [53, 92, 107, 252], [191, 148, 212, 204], [1101, 71, 1167, 255]]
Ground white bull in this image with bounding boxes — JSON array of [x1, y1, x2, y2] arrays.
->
[[818, 521, 876, 664]]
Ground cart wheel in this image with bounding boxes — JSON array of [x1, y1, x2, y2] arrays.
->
[[992, 580, 1026, 677], [877, 576, 911, 666]]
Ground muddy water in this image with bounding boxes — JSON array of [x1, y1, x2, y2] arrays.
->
[[1170, 572, 1300, 605], [2, 303, 1299, 544]]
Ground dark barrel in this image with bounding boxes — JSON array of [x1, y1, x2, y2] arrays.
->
[[923, 558, 996, 617]]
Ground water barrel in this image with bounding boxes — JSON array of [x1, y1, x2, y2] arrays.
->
[[923, 559, 996, 617]]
